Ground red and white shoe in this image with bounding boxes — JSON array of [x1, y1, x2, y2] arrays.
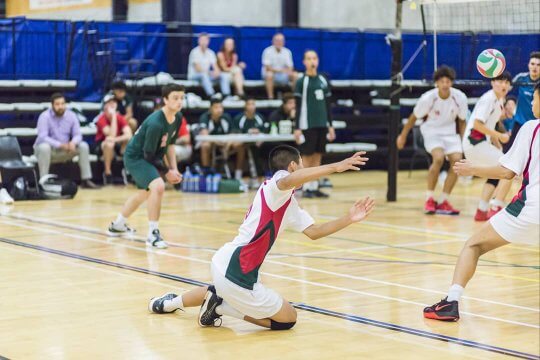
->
[[474, 209, 489, 222], [487, 206, 503, 219], [436, 200, 460, 215], [424, 197, 437, 215]]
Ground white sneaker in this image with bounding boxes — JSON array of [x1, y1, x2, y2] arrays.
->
[[0, 188, 14, 204], [147, 229, 168, 249], [107, 222, 136, 237]]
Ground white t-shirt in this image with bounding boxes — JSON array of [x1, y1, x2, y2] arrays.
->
[[261, 46, 294, 75], [499, 119, 539, 224], [212, 170, 314, 281], [187, 46, 217, 78], [413, 87, 468, 135], [464, 89, 504, 146]]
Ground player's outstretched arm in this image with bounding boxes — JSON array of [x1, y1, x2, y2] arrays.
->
[[277, 152, 369, 191], [453, 159, 515, 180], [303, 197, 375, 240]]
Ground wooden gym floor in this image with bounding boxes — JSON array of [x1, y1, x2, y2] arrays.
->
[[0, 170, 538, 359]]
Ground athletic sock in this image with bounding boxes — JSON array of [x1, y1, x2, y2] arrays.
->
[[216, 301, 244, 320], [163, 295, 184, 312], [490, 199, 505, 209], [426, 190, 434, 200], [447, 284, 464, 302], [148, 221, 159, 238], [311, 180, 319, 191], [235, 169, 243, 181], [438, 192, 449, 203], [478, 200, 489, 212], [113, 213, 127, 227]]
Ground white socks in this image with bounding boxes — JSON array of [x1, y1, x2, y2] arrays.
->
[[235, 169, 243, 180], [163, 295, 184, 312], [303, 181, 318, 192], [438, 192, 449, 203], [114, 213, 127, 227], [490, 199, 505, 209], [447, 284, 464, 302], [478, 200, 489, 211], [216, 301, 244, 320], [426, 190, 434, 200], [148, 221, 159, 238]]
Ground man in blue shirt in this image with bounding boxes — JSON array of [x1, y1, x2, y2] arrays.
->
[[490, 51, 539, 217]]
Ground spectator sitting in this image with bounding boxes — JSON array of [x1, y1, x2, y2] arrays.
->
[[103, 81, 138, 133], [95, 94, 133, 185], [217, 37, 246, 98], [233, 98, 268, 134], [175, 116, 193, 163], [34, 93, 99, 189], [261, 33, 297, 99], [198, 98, 244, 180], [188, 33, 230, 98], [268, 92, 296, 133]]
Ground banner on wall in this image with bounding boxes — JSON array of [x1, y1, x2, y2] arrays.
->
[[29, 0, 92, 10]]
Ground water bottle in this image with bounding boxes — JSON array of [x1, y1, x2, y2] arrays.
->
[[193, 174, 200, 192], [270, 122, 278, 135], [212, 173, 222, 193], [182, 166, 191, 192], [199, 174, 206, 193], [206, 174, 212, 193]]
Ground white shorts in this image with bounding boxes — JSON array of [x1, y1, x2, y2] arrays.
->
[[421, 131, 462, 155], [210, 262, 283, 320], [490, 209, 540, 245], [463, 141, 503, 167]]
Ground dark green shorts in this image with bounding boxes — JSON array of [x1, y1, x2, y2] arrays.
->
[[124, 156, 161, 190]]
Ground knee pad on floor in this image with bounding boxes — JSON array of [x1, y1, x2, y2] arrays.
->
[[270, 320, 296, 330], [486, 178, 499, 186]]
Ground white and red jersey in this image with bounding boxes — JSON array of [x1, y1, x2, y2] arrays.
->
[[500, 119, 539, 224], [413, 87, 468, 136], [212, 170, 314, 289], [464, 89, 505, 146]]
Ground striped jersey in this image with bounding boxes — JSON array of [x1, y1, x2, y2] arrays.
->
[[413, 87, 468, 135], [465, 90, 504, 146], [212, 170, 314, 289], [500, 119, 539, 223]]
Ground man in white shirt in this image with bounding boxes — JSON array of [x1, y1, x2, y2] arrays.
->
[[462, 72, 512, 221], [397, 66, 468, 215], [424, 81, 539, 322], [261, 33, 297, 99], [148, 146, 374, 330], [187, 33, 230, 98]]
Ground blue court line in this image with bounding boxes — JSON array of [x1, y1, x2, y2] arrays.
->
[[0, 237, 538, 360]]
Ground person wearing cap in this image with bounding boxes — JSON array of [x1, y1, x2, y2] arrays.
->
[[95, 94, 133, 185], [199, 98, 244, 180], [34, 92, 99, 189]]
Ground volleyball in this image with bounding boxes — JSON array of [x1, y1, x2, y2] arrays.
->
[[476, 49, 506, 78]]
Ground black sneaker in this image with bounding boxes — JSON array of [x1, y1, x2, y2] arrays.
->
[[107, 222, 136, 237], [103, 173, 114, 185], [148, 292, 180, 314], [423, 297, 460, 321], [198, 286, 223, 327], [147, 229, 168, 249], [303, 190, 316, 198], [313, 189, 329, 198]]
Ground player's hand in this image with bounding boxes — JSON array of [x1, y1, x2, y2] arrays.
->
[[294, 129, 303, 144], [498, 133, 510, 144], [348, 196, 375, 223], [68, 142, 77, 152], [327, 127, 336, 142], [165, 170, 182, 184], [396, 134, 406, 150], [335, 151, 369, 172], [453, 159, 475, 176]]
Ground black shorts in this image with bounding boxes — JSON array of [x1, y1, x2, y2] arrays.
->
[[503, 122, 522, 153], [94, 141, 124, 157], [298, 128, 327, 155]]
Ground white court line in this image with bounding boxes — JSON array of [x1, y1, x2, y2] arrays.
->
[[2, 218, 538, 329], [3, 214, 539, 313]]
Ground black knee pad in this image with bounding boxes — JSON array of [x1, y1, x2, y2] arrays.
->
[[270, 320, 296, 330], [486, 178, 499, 187]]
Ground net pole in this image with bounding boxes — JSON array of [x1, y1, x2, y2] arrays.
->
[[433, 0, 438, 71], [387, 0, 403, 202]]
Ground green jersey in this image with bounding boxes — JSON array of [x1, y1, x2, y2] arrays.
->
[[199, 112, 232, 134], [294, 73, 332, 130], [233, 112, 269, 133], [125, 110, 182, 160]]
